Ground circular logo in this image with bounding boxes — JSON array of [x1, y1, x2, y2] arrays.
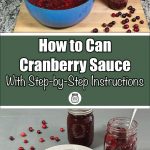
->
[[68, 92, 82, 105]]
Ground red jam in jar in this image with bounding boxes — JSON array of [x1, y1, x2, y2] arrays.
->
[[67, 109, 94, 147], [29, 0, 88, 10], [104, 117, 138, 150], [107, 0, 128, 10]]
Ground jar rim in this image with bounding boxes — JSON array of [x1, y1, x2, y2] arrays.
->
[[68, 109, 93, 116], [107, 117, 138, 136]]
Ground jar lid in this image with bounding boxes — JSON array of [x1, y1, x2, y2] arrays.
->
[[68, 109, 93, 116]]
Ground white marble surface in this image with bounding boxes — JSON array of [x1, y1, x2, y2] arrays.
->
[[0, 109, 150, 150], [0, 0, 150, 32]]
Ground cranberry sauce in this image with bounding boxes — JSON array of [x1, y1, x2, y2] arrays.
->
[[67, 109, 94, 147], [104, 117, 138, 150], [107, 0, 128, 10], [29, 0, 88, 10]]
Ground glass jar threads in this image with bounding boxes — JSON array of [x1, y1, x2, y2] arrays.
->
[[67, 109, 94, 147], [107, 0, 128, 10], [104, 117, 138, 150]]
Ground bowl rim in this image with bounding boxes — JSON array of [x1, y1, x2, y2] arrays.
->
[[25, 0, 93, 11]]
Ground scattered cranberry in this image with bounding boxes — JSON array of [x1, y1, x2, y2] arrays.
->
[[140, 20, 144, 24], [122, 14, 126, 18], [121, 20, 126, 25], [42, 124, 47, 129], [30, 146, 35, 150], [111, 21, 116, 25], [134, 28, 139, 32], [133, 24, 139, 28], [130, 10, 135, 14], [92, 28, 98, 33], [50, 136, 55, 140], [9, 136, 15, 141], [29, 127, 34, 132], [126, 29, 132, 33], [127, 6, 133, 10], [115, 13, 119, 17], [125, 18, 129, 23], [39, 138, 45, 143], [104, 27, 110, 33], [102, 23, 107, 27], [42, 120, 47, 124], [55, 137, 60, 142], [136, 16, 140, 20], [132, 8, 136, 11], [24, 139, 28, 144], [18, 147, 24, 150], [132, 18, 136, 22], [37, 130, 42, 134], [60, 128, 65, 132], [20, 132, 26, 137], [108, 23, 113, 27], [111, 13, 116, 17], [127, 13, 132, 17], [123, 24, 129, 29], [117, 12, 122, 16]]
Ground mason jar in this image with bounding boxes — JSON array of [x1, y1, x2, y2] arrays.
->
[[67, 109, 94, 147], [107, 0, 128, 10], [104, 117, 138, 150]]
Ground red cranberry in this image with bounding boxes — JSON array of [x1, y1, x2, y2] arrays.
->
[[126, 29, 132, 33], [123, 24, 129, 29], [132, 18, 136, 22], [117, 12, 122, 16], [50, 136, 55, 140], [37, 130, 42, 134], [20, 132, 26, 137], [111, 21, 116, 25], [102, 23, 107, 27], [24, 139, 28, 144], [122, 14, 126, 18], [111, 13, 116, 17], [115, 13, 119, 17], [133, 24, 139, 28], [42, 120, 47, 124], [125, 18, 129, 23], [30, 146, 35, 150], [9, 136, 15, 141], [130, 10, 135, 14], [60, 128, 65, 132], [127, 6, 133, 10], [140, 20, 144, 24], [29, 127, 34, 132], [136, 16, 140, 20], [127, 13, 132, 17], [92, 28, 98, 33], [18, 147, 24, 150], [104, 27, 110, 33], [39, 138, 45, 143], [134, 28, 139, 32], [108, 23, 113, 27], [121, 20, 126, 25], [55, 137, 60, 142], [42, 124, 47, 129]]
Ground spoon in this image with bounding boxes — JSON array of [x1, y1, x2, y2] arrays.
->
[[129, 109, 137, 129]]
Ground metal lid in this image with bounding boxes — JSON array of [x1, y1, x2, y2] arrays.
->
[[68, 109, 93, 116]]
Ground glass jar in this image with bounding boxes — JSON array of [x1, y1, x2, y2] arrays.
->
[[67, 109, 94, 147], [107, 0, 128, 10], [104, 117, 138, 150]]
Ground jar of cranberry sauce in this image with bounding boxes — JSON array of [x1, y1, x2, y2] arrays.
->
[[108, 0, 128, 10], [104, 117, 138, 150], [67, 109, 94, 147]]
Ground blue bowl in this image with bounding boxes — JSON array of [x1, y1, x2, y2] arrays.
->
[[24, 0, 94, 28]]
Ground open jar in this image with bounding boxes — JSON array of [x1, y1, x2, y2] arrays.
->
[[67, 109, 94, 147], [107, 0, 128, 10], [104, 117, 138, 150]]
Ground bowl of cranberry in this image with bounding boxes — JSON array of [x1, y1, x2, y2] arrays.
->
[[24, 0, 94, 28]]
